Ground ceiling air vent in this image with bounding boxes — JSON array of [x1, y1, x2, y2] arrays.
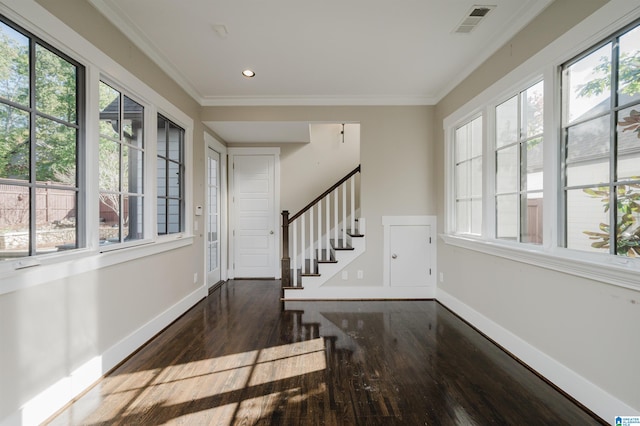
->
[[454, 5, 496, 34]]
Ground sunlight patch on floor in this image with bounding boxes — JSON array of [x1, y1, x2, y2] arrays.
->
[[66, 338, 328, 424]]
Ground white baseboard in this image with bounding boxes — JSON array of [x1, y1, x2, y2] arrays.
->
[[284, 285, 436, 300], [436, 288, 637, 421], [1, 286, 207, 426]]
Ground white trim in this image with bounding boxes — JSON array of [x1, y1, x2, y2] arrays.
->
[[204, 133, 228, 288], [441, 234, 640, 292], [543, 63, 561, 252], [201, 94, 438, 107], [284, 285, 435, 300], [227, 147, 281, 279], [444, 113, 484, 236], [381, 216, 437, 288], [436, 288, 637, 421], [490, 76, 545, 241], [152, 111, 194, 241], [1, 286, 206, 426], [0, 237, 193, 296]]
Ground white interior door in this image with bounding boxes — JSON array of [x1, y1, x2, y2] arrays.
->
[[389, 225, 431, 287], [232, 153, 278, 278], [207, 148, 221, 286]]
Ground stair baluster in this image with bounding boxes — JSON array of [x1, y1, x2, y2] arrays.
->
[[301, 213, 306, 275], [317, 200, 322, 261], [334, 189, 339, 244], [350, 174, 356, 233], [342, 181, 347, 245], [326, 193, 330, 255], [292, 218, 297, 287]]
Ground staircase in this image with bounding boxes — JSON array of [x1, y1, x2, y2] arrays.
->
[[281, 165, 365, 299]]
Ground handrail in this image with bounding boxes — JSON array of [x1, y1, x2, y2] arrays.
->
[[281, 164, 361, 291], [289, 165, 360, 223]]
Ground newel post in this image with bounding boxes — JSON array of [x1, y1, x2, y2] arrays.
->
[[281, 210, 291, 289]]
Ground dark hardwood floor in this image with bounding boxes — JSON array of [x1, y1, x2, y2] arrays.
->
[[46, 280, 604, 425]]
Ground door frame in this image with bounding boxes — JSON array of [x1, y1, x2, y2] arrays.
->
[[228, 147, 281, 279], [204, 132, 228, 289]]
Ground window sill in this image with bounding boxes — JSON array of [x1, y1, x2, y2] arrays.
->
[[440, 234, 640, 292], [0, 235, 194, 296]]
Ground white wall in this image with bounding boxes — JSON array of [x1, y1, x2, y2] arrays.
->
[[204, 106, 437, 291], [281, 123, 360, 215]]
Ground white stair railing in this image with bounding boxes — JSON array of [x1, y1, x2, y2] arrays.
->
[[281, 166, 361, 288]]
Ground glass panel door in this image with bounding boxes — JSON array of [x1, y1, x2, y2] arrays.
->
[[207, 148, 221, 285]]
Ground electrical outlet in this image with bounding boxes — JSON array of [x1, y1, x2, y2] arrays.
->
[[439, 272, 444, 283], [193, 273, 198, 284], [357, 270, 363, 279], [341, 270, 348, 280]]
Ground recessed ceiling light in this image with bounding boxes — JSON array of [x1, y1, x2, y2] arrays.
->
[[242, 69, 255, 78]]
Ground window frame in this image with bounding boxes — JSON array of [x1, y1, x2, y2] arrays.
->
[[451, 114, 484, 236], [97, 79, 147, 249], [0, 14, 86, 259], [156, 113, 185, 236], [560, 20, 640, 257], [494, 80, 545, 245]]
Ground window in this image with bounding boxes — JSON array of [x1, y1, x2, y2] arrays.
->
[[495, 81, 544, 244], [98, 81, 144, 245], [0, 17, 84, 260], [443, 6, 640, 289], [454, 116, 483, 235], [156, 114, 184, 235], [562, 21, 640, 257]]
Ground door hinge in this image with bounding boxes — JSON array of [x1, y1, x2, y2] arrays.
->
[[429, 268, 432, 275], [429, 237, 432, 244]]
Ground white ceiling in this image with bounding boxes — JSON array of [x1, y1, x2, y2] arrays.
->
[[89, 0, 552, 107], [89, 0, 551, 143], [205, 121, 312, 144]]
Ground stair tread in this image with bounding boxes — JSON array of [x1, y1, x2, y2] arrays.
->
[[346, 229, 364, 237], [330, 238, 354, 250]]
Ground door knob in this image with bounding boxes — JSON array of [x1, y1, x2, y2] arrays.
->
[[270, 230, 274, 235], [391, 254, 397, 259]]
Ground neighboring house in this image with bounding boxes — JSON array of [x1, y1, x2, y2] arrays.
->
[[0, 0, 639, 425]]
